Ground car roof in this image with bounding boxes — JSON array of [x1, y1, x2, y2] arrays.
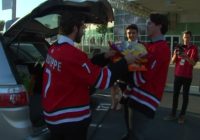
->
[[3, 0, 114, 45]]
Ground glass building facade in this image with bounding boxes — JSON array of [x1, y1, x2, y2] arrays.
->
[[82, 8, 148, 55], [113, 9, 147, 42]]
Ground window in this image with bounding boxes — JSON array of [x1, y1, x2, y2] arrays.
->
[[35, 14, 60, 29], [9, 43, 45, 63]]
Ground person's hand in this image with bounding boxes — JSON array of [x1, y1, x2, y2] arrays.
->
[[104, 49, 117, 59], [135, 53, 147, 64], [174, 49, 178, 55], [124, 52, 145, 64], [179, 53, 189, 60]]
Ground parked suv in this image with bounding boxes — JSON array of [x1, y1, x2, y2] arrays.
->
[[0, 0, 114, 139]]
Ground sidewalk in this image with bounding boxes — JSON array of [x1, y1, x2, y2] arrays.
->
[[88, 91, 200, 140]]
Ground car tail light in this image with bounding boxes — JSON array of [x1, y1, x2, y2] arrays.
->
[[0, 85, 29, 107]]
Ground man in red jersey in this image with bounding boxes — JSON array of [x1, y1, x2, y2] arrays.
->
[[42, 12, 139, 140], [164, 31, 199, 124], [123, 13, 170, 140]]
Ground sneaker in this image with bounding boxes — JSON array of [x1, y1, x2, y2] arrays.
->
[[178, 115, 185, 124], [163, 115, 177, 121]]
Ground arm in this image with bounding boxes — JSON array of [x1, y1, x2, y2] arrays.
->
[[91, 50, 116, 66], [180, 46, 199, 66], [171, 49, 178, 64], [69, 48, 137, 90], [91, 53, 109, 66], [89, 58, 129, 95], [93, 52, 140, 89], [181, 54, 197, 66]]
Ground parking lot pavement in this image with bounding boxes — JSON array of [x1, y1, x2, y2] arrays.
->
[[88, 91, 126, 140], [88, 90, 200, 140]]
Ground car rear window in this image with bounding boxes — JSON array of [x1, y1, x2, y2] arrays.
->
[[9, 43, 44, 63], [35, 14, 59, 30]]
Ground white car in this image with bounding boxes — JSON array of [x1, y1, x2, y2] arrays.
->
[[0, 0, 114, 139]]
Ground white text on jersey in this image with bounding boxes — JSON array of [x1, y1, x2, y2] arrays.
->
[[46, 54, 62, 72]]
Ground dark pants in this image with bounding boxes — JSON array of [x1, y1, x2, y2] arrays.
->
[[128, 108, 151, 140], [124, 103, 130, 132], [47, 118, 91, 140], [120, 96, 130, 134], [172, 76, 192, 116]]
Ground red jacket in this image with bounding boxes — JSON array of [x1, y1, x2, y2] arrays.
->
[[125, 40, 171, 118]]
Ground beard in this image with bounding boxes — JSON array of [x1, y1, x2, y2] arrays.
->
[[75, 29, 83, 43]]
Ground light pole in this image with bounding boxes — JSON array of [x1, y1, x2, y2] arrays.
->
[[12, 0, 16, 19]]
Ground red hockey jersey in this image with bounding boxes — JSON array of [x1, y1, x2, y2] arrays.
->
[[42, 43, 113, 125], [125, 40, 171, 118]]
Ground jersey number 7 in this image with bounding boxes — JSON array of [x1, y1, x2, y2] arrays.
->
[[44, 68, 51, 98]]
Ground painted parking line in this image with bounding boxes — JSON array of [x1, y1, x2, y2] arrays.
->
[[90, 124, 102, 128], [95, 103, 111, 111]]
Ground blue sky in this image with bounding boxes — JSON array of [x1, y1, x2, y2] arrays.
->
[[0, 0, 46, 21]]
